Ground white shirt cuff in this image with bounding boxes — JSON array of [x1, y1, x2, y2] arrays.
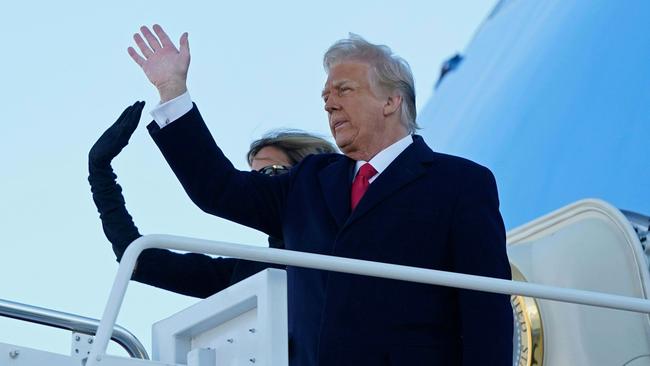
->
[[150, 91, 193, 128]]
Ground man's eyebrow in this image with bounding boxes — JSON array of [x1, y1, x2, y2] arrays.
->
[[333, 79, 352, 88], [322, 80, 353, 97]]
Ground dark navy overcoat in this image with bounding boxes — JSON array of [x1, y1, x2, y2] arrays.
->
[[147, 104, 513, 366]]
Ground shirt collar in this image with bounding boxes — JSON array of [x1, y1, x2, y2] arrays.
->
[[354, 134, 414, 183]]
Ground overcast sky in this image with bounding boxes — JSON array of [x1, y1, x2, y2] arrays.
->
[[0, 0, 496, 357]]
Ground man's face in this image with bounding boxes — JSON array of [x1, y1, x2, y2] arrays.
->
[[322, 62, 387, 160]]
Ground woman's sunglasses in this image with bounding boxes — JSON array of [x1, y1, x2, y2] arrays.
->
[[258, 164, 290, 176]]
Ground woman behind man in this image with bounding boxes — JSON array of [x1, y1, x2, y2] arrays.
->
[[88, 101, 336, 298]]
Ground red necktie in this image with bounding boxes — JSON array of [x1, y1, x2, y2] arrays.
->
[[350, 163, 377, 210]]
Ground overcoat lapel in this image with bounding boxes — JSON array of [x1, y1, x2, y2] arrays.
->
[[317, 155, 355, 228], [344, 136, 436, 229]]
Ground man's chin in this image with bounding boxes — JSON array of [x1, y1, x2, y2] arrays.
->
[[338, 145, 367, 161], [335, 134, 362, 158], [336, 140, 352, 154]]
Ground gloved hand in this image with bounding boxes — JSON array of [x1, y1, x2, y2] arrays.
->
[[88, 102, 146, 261], [89, 101, 145, 166]]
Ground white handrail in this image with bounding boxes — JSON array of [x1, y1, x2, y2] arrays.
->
[[0, 298, 148, 359], [85, 234, 650, 365]]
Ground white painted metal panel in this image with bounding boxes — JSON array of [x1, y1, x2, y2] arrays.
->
[[152, 269, 288, 366], [0, 342, 79, 366], [508, 199, 650, 365], [0, 342, 174, 366]]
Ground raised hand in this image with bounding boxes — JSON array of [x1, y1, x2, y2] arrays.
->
[[89, 101, 145, 166], [128, 24, 190, 103]]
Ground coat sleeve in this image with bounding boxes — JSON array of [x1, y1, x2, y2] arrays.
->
[[88, 159, 141, 261], [147, 104, 289, 239], [88, 154, 238, 298], [450, 166, 513, 365], [133, 249, 238, 298]]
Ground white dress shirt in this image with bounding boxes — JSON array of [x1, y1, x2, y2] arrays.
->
[[150, 91, 193, 128], [353, 134, 413, 183]]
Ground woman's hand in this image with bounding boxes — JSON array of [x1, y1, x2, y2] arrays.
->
[[89, 101, 145, 166]]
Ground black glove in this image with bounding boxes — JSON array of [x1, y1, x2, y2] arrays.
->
[[88, 101, 145, 261], [89, 101, 145, 167]]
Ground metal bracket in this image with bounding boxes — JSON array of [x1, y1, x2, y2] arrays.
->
[[71, 332, 94, 359]]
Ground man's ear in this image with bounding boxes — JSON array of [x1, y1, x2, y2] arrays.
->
[[383, 93, 402, 117]]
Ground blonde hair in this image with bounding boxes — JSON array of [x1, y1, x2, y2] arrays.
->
[[247, 129, 337, 166]]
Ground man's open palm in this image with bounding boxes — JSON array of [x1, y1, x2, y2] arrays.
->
[[128, 24, 190, 102]]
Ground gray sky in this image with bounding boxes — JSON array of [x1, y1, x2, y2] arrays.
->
[[0, 0, 496, 356]]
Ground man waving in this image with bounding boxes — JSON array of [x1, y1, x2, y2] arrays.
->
[[128, 24, 513, 366]]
